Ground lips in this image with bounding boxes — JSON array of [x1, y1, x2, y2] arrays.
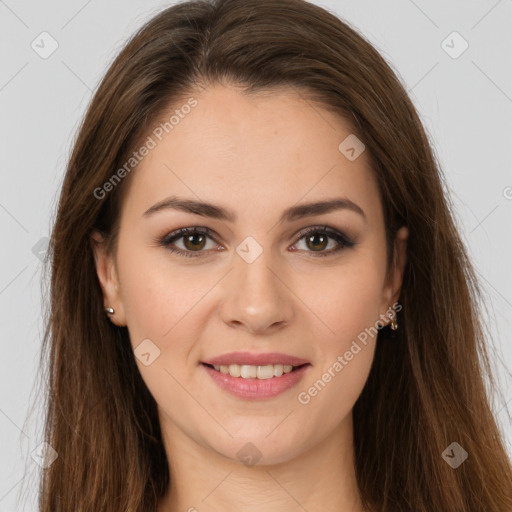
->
[[201, 351, 310, 367], [202, 361, 311, 399]]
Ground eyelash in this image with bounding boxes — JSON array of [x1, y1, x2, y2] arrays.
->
[[158, 225, 356, 259]]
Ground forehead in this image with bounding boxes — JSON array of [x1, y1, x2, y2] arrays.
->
[[120, 84, 381, 224]]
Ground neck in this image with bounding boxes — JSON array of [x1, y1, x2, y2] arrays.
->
[[157, 412, 366, 512]]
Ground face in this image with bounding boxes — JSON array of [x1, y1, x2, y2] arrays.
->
[[93, 84, 407, 465]]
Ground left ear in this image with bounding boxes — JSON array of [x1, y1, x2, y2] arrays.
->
[[381, 226, 408, 316]]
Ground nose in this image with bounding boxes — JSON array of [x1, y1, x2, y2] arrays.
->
[[218, 249, 294, 335]]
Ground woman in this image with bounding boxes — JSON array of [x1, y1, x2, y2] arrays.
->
[[37, 0, 512, 510]]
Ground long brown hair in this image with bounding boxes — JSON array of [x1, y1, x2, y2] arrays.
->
[[32, 0, 512, 510]]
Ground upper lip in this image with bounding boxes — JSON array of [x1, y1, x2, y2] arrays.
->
[[202, 351, 310, 367]]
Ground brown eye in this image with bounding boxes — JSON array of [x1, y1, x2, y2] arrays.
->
[[293, 226, 356, 257], [183, 232, 207, 251], [304, 232, 329, 252], [160, 227, 219, 258]]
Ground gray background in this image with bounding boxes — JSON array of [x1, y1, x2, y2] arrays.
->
[[1, 0, 511, 510]]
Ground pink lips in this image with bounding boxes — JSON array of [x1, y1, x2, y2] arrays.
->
[[200, 351, 311, 400], [202, 351, 310, 367], [201, 363, 310, 400]]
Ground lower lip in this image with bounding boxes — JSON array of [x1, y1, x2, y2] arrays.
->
[[201, 363, 311, 400]]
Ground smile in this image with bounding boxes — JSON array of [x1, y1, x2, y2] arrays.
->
[[201, 362, 311, 400], [207, 362, 302, 379]]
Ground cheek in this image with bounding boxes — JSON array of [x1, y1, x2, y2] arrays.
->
[[116, 247, 211, 410], [301, 256, 386, 344], [116, 237, 209, 344], [293, 256, 384, 406]]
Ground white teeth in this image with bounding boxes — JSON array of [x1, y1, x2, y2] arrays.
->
[[211, 363, 299, 379], [240, 365, 258, 378], [273, 364, 284, 377], [227, 364, 241, 377], [256, 365, 274, 379]]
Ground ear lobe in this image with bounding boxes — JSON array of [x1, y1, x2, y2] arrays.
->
[[90, 231, 126, 326]]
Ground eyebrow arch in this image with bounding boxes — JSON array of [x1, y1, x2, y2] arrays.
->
[[142, 195, 366, 223]]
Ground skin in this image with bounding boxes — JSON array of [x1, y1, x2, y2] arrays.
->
[[92, 83, 408, 512]]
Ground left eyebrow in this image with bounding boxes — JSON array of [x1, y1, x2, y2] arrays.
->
[[142, 195, 366, 223]]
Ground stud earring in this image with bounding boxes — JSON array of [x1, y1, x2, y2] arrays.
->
[[104, 307, 115, 315]]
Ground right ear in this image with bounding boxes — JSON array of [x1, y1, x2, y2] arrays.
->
[[90, 231, 126, 326]]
